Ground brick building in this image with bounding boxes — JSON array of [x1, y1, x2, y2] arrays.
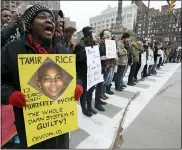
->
[[136, 5, 181, 47]]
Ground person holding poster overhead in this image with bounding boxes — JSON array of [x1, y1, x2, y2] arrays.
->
[[1, 4, 83, 149], [74, 26, 99, 117]]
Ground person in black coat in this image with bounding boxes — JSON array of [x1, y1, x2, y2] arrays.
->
[[74, 26, 103, 117], [74, 26, 97, 117], [1, 4, 83, 149]]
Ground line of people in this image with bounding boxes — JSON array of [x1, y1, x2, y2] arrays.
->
[[1, 4, 180, 149]]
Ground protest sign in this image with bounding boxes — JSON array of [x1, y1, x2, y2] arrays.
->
[[18, 54, 78, 147], [105, 39, 117, 59], [85, 45, 104, 90], [1, 105, 17, 146]]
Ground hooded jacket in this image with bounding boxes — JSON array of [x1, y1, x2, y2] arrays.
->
[[1, 34, 81, 148]]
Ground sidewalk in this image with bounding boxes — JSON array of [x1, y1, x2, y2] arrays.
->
[[70, 63, 181, 149], [120, 65, 181, 149]]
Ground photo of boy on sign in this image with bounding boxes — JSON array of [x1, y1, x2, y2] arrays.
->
[[28, 57, 73, 101], [37, 62, 66, 100]]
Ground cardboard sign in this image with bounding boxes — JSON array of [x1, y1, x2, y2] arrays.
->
[[85, 45, 104, 90], [105, 40, 117, 59], [18, 54, 78, 147], [1, 105, 17, 146]]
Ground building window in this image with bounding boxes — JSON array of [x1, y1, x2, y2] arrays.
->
[[179, 28, 181, 31], [91, 24, 92, 26]]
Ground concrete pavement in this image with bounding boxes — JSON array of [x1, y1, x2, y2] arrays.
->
[[69, 63, 181, 149], [120, 65, 181, 149]]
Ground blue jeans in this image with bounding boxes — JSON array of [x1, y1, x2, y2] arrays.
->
[[104, 66, 115, 86], [115, 65, 126, 89]]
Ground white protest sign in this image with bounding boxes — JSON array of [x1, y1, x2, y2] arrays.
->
[[85, 45, 104, 91], [105, 39, 117, 59]]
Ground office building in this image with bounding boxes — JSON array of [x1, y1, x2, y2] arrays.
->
[[89, 4, 138, 36]]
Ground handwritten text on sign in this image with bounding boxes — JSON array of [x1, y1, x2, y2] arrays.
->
[[18, 54, 78, 147], [85, 45, 103, 90], [105, 39, 117, 59]]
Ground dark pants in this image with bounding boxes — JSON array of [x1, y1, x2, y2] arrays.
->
[[134, 63, 141, 79], [143, 64, 148, 77], [29, 133, 69, 149], [128, 62, 138, 84], [95, 82, 103, 104], [80, 86, 95, 110], [115, 65, 126, 89], [157, 57, 162, 68], [148, 65, 154, 76]]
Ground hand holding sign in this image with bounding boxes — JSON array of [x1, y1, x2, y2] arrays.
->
[[101, 56, 108, 60], [9, 91, 26, 108]]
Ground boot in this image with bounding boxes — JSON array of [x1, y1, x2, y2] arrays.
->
[[82, 108, 93, 117], [99, 99, 107, 105], [106, 84, 114, 95], [95, 103, 105, 111], [88, 107, 97, 115]]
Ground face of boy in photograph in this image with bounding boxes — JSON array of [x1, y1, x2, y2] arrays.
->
[[38, 66, 64, 100]]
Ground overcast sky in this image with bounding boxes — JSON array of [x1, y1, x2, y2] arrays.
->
[[61, 1, 181, 31]]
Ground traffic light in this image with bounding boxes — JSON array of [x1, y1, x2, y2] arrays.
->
[[169, 0, 176, 14]]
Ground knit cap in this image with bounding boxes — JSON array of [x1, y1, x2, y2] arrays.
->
[[22, 4, 55, 30]]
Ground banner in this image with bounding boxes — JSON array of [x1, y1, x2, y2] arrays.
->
[[85, 45, 104, 90], [1, 105, 17, 146], [18, 54, 78, 147], [105, 39, 117, 59]]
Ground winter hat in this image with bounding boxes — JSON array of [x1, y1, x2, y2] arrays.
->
[[22, 4, 55, 30], [82, 26, 93, 37], [52, 10, 64, 21]]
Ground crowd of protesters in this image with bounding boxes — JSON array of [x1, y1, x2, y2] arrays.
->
[[1, 4, 181, 149]]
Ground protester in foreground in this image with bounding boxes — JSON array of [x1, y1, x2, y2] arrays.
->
[[1, 4, 83, 149], [115, 33, 130, 91]]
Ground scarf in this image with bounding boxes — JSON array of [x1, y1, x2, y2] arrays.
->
[[28, 34, 53, 54]]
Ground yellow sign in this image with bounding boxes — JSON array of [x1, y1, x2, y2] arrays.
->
[[18, 54, 78, 147]]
